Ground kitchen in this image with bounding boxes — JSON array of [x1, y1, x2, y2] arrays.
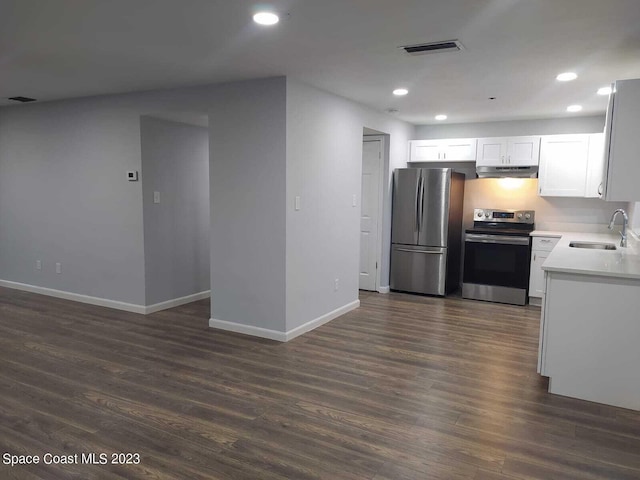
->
[[384, 78, 640, 412]]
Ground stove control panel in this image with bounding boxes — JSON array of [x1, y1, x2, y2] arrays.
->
[[474, 209, 535, 224]]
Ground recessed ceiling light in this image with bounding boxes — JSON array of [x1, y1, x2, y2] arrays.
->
[[253, 12, 279, 25], [566, 105, 583, 113], [556, 72, 578, 82], [434, 114, 447, 121], [393, 88, 408, 96], [597, 86, 612, 96]]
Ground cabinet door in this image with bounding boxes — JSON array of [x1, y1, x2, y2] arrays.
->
[[507, 136, 540, 166], [537, 272, 548, 374], [538, 134, 589, 197], [529, 250, 549, 298], [585, 133, 605, 198], [409, 140, 441, 162], [602, 78, 640, 201], [532, 236, 560, 252], [442, 138, 477, 161], [476, 138, 507, 166]]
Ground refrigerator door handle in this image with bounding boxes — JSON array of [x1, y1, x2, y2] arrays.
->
[[417, 175, 425, 232], [414, 175, 422, 234], [395, 248, 442, 254]]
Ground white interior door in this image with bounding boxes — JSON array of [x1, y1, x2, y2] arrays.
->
[[360, 139, 382, 291]]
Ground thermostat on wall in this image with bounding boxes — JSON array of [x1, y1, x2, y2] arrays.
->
[[127, 170, 139, 181]]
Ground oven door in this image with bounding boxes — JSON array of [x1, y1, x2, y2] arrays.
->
[[463, 233, 531, 290]]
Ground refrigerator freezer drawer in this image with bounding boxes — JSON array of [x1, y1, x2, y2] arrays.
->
[[390, 245, 447, 296]]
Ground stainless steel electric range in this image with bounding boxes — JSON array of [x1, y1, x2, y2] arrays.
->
[[462, 208, 534, 306]]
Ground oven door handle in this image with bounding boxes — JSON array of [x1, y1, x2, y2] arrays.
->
[[465, 234, 530, 246], [395, 248, 443, 254]]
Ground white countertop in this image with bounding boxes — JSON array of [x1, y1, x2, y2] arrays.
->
[[532, 230, 640, 280]]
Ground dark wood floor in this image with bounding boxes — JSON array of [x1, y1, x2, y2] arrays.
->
[[1, 287, 640, 480]]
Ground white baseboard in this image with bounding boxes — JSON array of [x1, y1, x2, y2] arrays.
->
[[284, 299, 360, 341], [144, 291, 210, 314], [377, 286, 390, 294], [209, 299, 360, 342], [208, 318, 287, 342], [0, 279, 146, 314], [0, 279, 209, 315], [529, 296, 542, 307]]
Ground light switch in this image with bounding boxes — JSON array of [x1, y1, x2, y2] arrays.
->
[[294, 196, 301, 211], [153, 191, 161, 204]]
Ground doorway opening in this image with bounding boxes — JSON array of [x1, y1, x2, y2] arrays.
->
[[359, 128, 387, 292], [140, 112, 210, 311]]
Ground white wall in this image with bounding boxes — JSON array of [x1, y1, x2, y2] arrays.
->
[[0, 75, 410, 336], [414, 115, 627, 230], [208, 77, 287, 332], [141, 116, 210, 306], [414, 115, 606, 139], [0, 95, 147, 304], [285, 79, 414, 330], [0, 77, 289, 322]]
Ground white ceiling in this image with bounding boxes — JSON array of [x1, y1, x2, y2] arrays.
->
[[2, 0, 640, 125]]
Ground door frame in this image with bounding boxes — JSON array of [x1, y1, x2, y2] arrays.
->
[[361, 134, 386, 292]]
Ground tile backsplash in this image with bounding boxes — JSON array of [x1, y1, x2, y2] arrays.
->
[[463, 178, 628, 231]]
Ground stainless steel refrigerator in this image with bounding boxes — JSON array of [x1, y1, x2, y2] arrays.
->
[[390, 168, 465, 296]]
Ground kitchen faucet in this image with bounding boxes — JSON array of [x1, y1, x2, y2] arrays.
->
[[608, 208, 629, 247]]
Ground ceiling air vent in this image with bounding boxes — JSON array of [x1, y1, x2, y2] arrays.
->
[[400, 39, 464, 56], [8, 96, 37, 103]]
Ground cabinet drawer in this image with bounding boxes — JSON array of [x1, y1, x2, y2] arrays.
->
[[532, 236, 560, 252]]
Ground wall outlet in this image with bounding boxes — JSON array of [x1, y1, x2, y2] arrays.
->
[[55, 263, 61, 274], [153, 191, 161, 204], [334, 278, 339, 291], [352, 194, 357, 207], [36, 260, 42, 271]]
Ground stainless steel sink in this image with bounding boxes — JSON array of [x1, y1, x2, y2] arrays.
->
[[569, 241, 617, 250]]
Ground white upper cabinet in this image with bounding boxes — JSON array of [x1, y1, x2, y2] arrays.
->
[[445, 138, 478, 161], [538, 135, 589, 197], [408, 138, 477, 162], [601, 78, 640, 201], [538, 133, 604, 198], [476, 136, 540, 167], [476, 138, 506, 166], [508, 136, 541, 166], [409, 140, 440, 161]]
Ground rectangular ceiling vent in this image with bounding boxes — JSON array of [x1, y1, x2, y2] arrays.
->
[[400, 39, 464, 56], [8, 96, 37, 103]]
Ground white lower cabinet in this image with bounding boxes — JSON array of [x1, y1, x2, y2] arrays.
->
[[529, 236, 560, 305], [540, 271, 640, 410]]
